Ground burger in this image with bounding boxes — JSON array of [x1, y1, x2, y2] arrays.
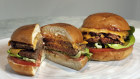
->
[[41, 23, 92, 70], [7, 24, 45, 75], [80, 12, 135, 61]]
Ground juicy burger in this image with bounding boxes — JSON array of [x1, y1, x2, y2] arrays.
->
[[80, 12, 135, 61], [41, 23, 92, 70], [7, 24, 45, 76]]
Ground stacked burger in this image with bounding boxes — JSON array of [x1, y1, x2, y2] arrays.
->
[[80, 12, 135, 61]]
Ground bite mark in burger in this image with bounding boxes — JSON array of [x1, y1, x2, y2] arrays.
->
[[80, 12, 135, 61]]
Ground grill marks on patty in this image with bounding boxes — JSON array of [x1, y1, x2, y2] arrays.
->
[[82, 31, 124, 45], [43, 38, 78, 56]]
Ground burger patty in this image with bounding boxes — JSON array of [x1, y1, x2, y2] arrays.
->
[[10, 37, 43, 50], [43, 38, 73, 48], [86, 36, 121, 44], [18, 38, 43, 59], [10, 41, 33, 50], [45, 44, 77, 56], [43, 38, 78, 56], [83, 32, 123, 45], [18, 48, 42, 59], [11, 37, 43, 59]]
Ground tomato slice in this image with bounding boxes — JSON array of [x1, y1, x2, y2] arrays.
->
[[9, 51, 43, 67], [89, 48, 113, 53], [89, 45, 133, 53], [9, 56, 40, 67]]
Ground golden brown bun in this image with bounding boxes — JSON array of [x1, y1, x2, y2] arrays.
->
[[41, 23, 83, 43], [90, 46, 133, 61], [82, 12, 130, 31], [7, 50, 46, 76], [45, 50, 88, 70], [8, 58, 38, 76], [11, 24, 40, 45]]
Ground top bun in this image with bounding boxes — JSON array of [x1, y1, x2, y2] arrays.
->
[[82, 12, 130, 31], [41, 23, 83, 43], [11, 24, 40, 45]]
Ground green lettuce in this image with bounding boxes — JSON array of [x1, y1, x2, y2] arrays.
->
[[7, 49, 21, 58], [7, 49, 36, 63], [108, 35, 135, 49], [107, 26, 135, 49], [128, 26, 135, 35], [71, 48, 92, 59]]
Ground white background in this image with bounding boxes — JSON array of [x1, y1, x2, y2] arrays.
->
[[0, 0, 140, 20]]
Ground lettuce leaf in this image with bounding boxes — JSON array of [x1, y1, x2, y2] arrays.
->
[[71, 48, 92, 59], [128, 26, 135, 35], [108, 35, 135, 49], [7, 49, 21, 58], [107, 26, 135, 49], [7, 49, 36, 63]]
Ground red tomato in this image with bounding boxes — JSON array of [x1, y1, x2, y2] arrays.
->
[[89, 48, 114, 53], [89, 45, 133, 53], [9, 56, 40, 67]]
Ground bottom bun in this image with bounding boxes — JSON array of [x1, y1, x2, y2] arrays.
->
[[45, 50, 88, 70], [7, 50, 46, 76], [90, 46, 133, 61]]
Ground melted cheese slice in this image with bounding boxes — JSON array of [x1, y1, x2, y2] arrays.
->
[[81, 28, 129, 43], [72, 43, 79, 49], [9, 49, 23, 54], [81, 41, 88, 44]]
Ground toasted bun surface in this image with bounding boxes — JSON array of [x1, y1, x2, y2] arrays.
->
[[41, 23, 83, 43], [11, 24, 40, 45], [90, 46, 133, 61], [45, 50, 88, 70], [7, 50, 46, 76], [82, 12, 130, 31]]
